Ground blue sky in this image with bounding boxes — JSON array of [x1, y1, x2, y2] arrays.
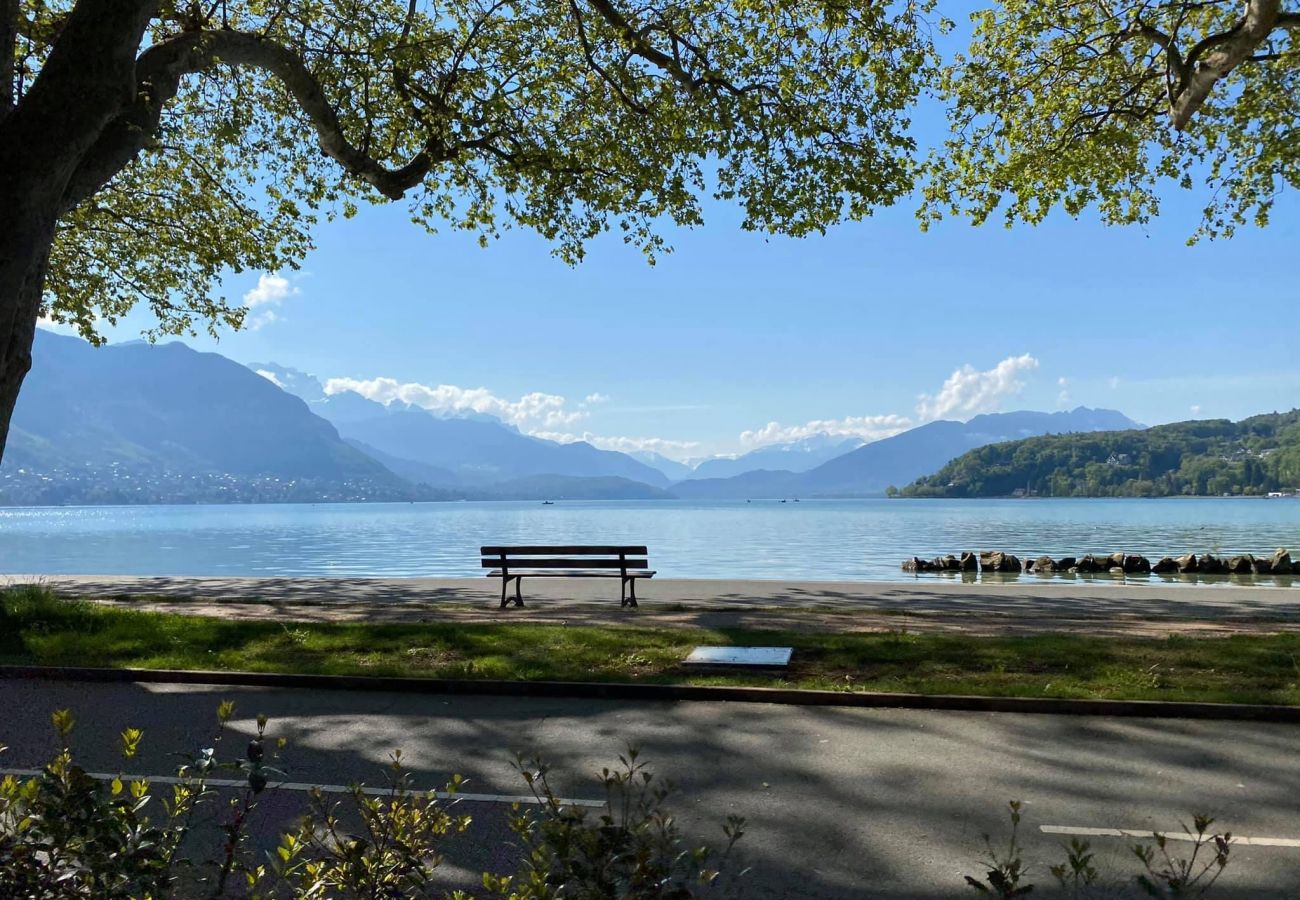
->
[[69, 187, 1295, 462], [46, 17, 1300, 462]]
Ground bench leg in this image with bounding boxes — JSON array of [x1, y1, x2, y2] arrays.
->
[[621, 576, 638, 608], [499, 576, 526, 608]]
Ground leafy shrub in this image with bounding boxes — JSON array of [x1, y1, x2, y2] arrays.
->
[[966, 801, 1233, 899], [483, 748, 746, 899], [0, 702, 280, 898]]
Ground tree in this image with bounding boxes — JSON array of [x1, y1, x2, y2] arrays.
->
[[0, 0, 939, 460], [922, 0, 1299, 240]]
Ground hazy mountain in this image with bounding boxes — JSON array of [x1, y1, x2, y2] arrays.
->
[[629, 451, 697, 481], [687, 434, 865, 480], [673, 408, 1144, 498], [254, 363, 671, 488], [9, 332, 399, 480], [668, 468, 802, 500], [2, 331, 423, 503], [343, 439, 462, 487], [479, 475, 673, 500]]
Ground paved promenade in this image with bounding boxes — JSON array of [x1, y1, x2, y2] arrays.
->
[[6, 573, 1300, 636], [2, 679, 1298, 898]]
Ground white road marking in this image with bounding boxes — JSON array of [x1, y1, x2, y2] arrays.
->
[[0, 768, 604, 808], [1042, 825, 1300, 848]]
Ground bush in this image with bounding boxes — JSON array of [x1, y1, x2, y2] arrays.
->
[[1, 708, 745, 899]]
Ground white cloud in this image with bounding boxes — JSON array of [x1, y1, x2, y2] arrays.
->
[[241, 273, 299, 330], [243, 273, 298, 308], [324, 376, 586, 430], [533, 431, 701, 458], [738, 415, 913, 448], [736, 354, 1042, 451], [915, 354, 1040, 421], [1056, 376, 1072, 408], [247, 309, 279, 331], [583, 393, 611, 405], [1107, 375, 1121, 390], [254, 368, 284, 387], [1190, 404, 1202, 416]]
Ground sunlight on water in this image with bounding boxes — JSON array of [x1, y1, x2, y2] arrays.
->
[[1, 498, 1298, 583]]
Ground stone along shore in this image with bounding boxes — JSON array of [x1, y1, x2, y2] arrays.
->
[[903, 548, 1297, 576]]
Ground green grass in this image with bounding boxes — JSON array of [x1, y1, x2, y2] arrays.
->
[[3, 586, 1299, 705]]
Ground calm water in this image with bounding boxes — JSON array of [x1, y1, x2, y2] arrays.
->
[[2, 498, 1298, 583]]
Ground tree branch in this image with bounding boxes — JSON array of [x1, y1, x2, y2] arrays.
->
[[63, 28, 451, 212], [583, 0, 704, 94], [1170, 0, 1283, 129]]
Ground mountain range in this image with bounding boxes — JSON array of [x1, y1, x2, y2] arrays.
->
[[671, 408, 1144, 498], [0, 331, 1144, 504]]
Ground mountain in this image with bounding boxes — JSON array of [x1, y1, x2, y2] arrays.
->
[[903, 410, 1300, 498], [254, 363, 671, 488], [686, 434, 865, 481], [629, 451, 697, 481], [1, 331, 424, 503], [478, 475, 673, 500], [668, 468, 801, 500], [672, 408, 1144, 499]]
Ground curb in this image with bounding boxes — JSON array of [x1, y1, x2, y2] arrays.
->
[[3, 665, 1299, 722]]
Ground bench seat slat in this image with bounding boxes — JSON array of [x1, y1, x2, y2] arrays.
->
[[481, 545, 647, 556], [481, 557, 647, 569], [487, 569, 655, 578]]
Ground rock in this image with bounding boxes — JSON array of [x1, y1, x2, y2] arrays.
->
[[1074, 555, 1106, 573], [1251, 556, 1274, 575], [1108, 566, 1126, 575], [1227, 555, 1254, 574], [1056, 557, 1077, 570], [1108, 552, 1126, 569], [1123, 554, 1151, 574], [978, 551, 1021, 573], [1032, 555, 1057, 574], [1151, 557, 1180, 574], [934, 554, 961, 571], [1175, 553, 1198, 573], [959, 551, 978, 571], [1270, 548, 1292, 573], [1199, 554, 1224, 574], [902, 557, 932, 573]]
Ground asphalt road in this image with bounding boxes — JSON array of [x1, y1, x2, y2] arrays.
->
[[2, 679, 1298, 898]]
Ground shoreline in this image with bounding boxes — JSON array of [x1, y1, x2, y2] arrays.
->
[[6, 574, 1299, 640]]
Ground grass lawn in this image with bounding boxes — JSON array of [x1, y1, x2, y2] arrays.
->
[[3, 586, 1299, 705]]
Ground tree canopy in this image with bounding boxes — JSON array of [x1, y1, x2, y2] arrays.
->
[[922, 0, 1299, 240], [6, 0, 940, 344]]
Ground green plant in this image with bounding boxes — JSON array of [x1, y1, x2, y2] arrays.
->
[[965, 801, 1033, 897], [0, 701, 279, 899], [1049, 837, 1098, 898], [255, 751, 472, 899], [1132, 816, 1231, 899], [484, 748, 746, 899]]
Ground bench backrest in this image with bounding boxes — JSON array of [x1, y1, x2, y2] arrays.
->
[[481, 545, 649, 571]]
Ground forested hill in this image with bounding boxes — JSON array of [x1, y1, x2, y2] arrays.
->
[[901, 411, 1300, 498]]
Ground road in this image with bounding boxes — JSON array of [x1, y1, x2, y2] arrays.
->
[[2, 678, 1298, 898]]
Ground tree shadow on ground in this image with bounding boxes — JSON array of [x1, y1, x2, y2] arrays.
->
[[1, 678, 1297, 898]]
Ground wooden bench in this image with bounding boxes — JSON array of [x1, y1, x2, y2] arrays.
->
[[481, 545, 655, 609]]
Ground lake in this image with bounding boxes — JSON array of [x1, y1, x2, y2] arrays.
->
[[2, 498, 1298, 583]]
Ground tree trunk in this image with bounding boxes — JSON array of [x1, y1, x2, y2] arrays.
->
[[0, 208, 55, 462], [0, 0, 161, 464]]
